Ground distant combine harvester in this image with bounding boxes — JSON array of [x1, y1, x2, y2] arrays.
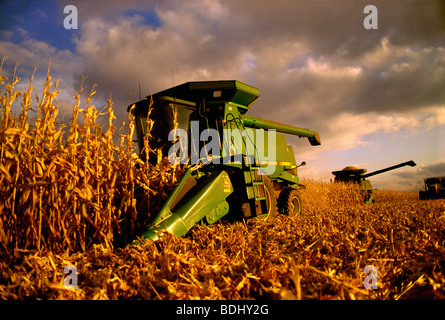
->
[[332, 160, 417, 204], [419, 176, 445, 200]]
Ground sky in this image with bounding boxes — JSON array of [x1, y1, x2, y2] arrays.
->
[[1, 0, 444, 191]]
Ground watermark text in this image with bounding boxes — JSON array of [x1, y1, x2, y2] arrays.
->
[[363, 265, 378, 289]]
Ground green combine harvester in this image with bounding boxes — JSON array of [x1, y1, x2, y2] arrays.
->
[[419, 176, 445, 200], [332, 160, 417, 204], [128, 80, 321, 240]]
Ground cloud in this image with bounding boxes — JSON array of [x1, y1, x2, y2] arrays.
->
[[423, 107, 445, 129], [0, 35, 83, 113], [71, 6, 257, 108], [383, 160, 445, 191], [62, 1, 444, 119], [396, 161, 445, 180], [1, 37, 78, 73]]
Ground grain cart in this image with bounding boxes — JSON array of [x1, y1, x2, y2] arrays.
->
[[128, 80, 321, 240], [332, 160, 417, 204], [419, 176, 445, 200]]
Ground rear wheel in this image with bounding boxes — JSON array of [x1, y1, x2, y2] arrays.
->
[[278, 188, 302, 217], [263, 176, 277, 217]]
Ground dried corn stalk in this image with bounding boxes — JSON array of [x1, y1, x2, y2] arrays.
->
[[0, 59, 183, 253]]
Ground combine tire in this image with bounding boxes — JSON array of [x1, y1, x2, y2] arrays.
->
[[264, 176, 277, 217], [278, 188, 302, 217]]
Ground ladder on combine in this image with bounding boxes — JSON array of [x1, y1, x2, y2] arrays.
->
[[243, 157, 268, 217], [232, 118, 269, 218]]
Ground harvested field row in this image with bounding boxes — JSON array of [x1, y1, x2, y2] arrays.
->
[[1, 190, 444, 300]]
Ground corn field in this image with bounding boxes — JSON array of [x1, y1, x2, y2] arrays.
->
[[1, 63, 445, 300], [0, 59, 184, 253]]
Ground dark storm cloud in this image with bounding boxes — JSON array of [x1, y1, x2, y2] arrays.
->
[[221, 1, 444, 56], [63, 1, 445, 117], [395, 160, 445, 179], [233, 1, 445, 114]]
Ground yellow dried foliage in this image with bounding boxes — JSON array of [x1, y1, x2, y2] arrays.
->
[[2, 190, 444, 300], [1, 63, 444, 300], [0, 59, 183, 254]]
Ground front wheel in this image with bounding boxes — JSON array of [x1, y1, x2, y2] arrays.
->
[[278, 188, 302, 217]]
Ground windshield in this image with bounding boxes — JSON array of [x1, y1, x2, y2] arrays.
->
[[137, 102, 195, 160]]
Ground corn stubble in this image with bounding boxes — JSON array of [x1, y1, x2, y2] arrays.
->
[[1, 64, 444, 300]]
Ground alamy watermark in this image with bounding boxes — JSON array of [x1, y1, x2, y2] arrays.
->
[[363, 265, 378, 290], [63, 265, 78, 290], [363, 5, 378, 30], [63, 5, 78, 30], [63, 4, 378, 31], [167, 121, 278, 175]]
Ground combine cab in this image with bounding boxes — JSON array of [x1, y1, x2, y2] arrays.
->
[[419, 176, 445, 200], [128, 80, 321, 241], [332, 160, 417, 204]]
